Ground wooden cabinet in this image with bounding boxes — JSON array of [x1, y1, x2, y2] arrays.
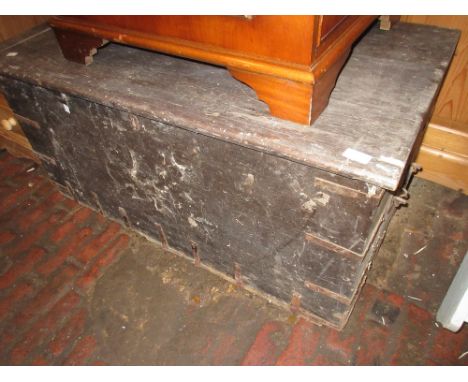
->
[[49, 16, 377, 125]]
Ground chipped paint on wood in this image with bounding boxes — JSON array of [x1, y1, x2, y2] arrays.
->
[[0, 24, 459, 191], [3, 81, 397, 328], [0, 22, 457, 329]]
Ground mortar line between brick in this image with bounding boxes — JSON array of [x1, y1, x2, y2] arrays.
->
[[0, 183, 57, 236], [0, 177, 49, 216], [20, 301, 87, 366], [36, 211, 107, 274], [0, 268, 84, 358]]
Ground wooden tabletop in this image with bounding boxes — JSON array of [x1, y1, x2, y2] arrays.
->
[[0, 23, 459, 190]]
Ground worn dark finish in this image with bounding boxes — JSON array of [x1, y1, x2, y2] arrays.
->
[[0, 24, 459, 190], [0, 24, 458, 329]]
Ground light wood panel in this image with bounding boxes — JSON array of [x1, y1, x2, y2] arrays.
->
[[403, 16, 468, 192], [402, 16, 468, 128], [422, 116, 468, 157], [0, 16, 50, 43], [0, 16, 48, 162], [415, 116, 468, 193], [416, 145, 468, 193], [0, 94, 39, 162]]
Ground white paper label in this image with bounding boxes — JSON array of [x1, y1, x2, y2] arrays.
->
[[342, 148, 372, 164]]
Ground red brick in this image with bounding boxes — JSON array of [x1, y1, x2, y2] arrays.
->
[[9, 178, 46, 203], [49, 210, 67, 224], [449, 231, 464, 241], [62, 196, 78, 210], [405, 304, 430, 326], [18, 203, 50, 232], [9, 291, 81, 365], [429, 328, 468, 365], [242, 321, 288, 365], [31, 356, 50, 366], [0, 160, 29, 180], [383, 291, 405, 308], [47, 190, 66, 204], [37, 227, 93, 276], [390, 303, 433, 365], [312, 353, 344, 365], [324, 328, 356, 361], [29, 181, 57, 204], [75, 222, 122, 264], [0, 153, 17, 165], [17, 192, 60, 232], [0, 330, 16, 353], [0, 230, 16, 245], [48, 308, 87, 357], [14, 264, 80, 327], [0, 247, 46, 289], [440, 242, 456, 263], [75, 234, 130, 291], [63, 335, 97, 365], [0, 197, 35, 227], [0, 183, 12, 199], [0, 180, 53, 224], [355, 323, 391, 365], [0, 151, 9, 162], [0, 185, 31, 214], [95, 213, 107, 224], [49, 208, 93, 244], [212, 333, 237, 365], [92, 360, 108, 366], [7, 167, 42, 185], [9, 211, 65, 256], [275, 318, 322, 365], [199, 337, 213, 357], [425, 359, 442, 366], [0, 281, 35, 320]]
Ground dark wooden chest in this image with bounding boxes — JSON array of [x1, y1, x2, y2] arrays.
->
[[0, 23, 458, 329]]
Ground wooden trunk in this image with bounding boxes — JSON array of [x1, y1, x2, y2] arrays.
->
[[49, 15, 377, 125], [0, 24, 458, 329]]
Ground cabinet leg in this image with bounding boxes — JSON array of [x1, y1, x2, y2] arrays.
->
[[379, 16, 400, 31], [228, 68, 313, 125], [228, 50, 350, 125], [309, 49, 350, 123], [53, 28, 108, 65]]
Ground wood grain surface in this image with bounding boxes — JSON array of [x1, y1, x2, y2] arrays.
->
[[402, 16, 468, 192], [0, 23, 458, 191], [0, 16, 50, 43], [402, 16, 468, 128], [0, 16, 48, 162]]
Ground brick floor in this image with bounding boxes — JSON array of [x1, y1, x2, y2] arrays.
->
[[0, 150, 467, 365]]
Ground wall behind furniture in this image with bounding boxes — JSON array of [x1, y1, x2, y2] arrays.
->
[[0, 15, 50, 43]]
